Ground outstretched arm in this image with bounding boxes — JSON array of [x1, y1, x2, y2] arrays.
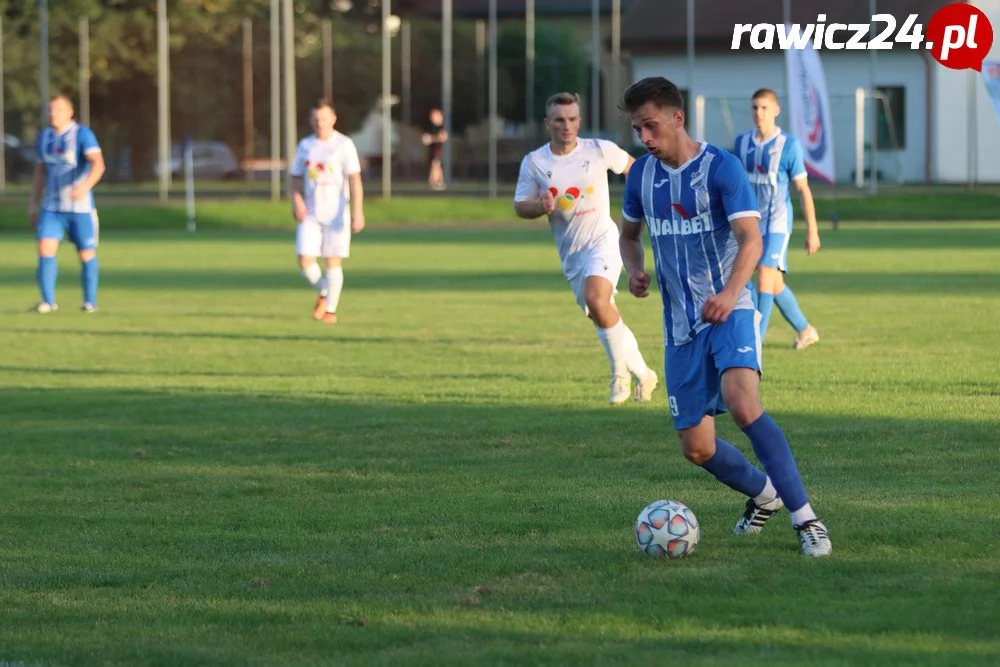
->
[[794, 176, 820, 255]]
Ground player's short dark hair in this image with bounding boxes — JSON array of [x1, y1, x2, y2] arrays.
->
[[314, 98, 335, 113], [546, 92, 581, 113], [752, 88, 779, 104], [50, 92, 74, 108], [619, 77, 685, 114]]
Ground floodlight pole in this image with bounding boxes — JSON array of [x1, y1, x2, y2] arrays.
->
[[488, 0, 497, 199], [270, 0, 280, 200], [79, 18, 90, 126], [381, 0, 392, 199], [282, 0, 297, 198], [442, 0, 453, 184], [157, 0, 170, 202]]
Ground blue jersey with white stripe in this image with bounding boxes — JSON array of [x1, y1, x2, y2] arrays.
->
[[733, 129, 806, 235], [622, 143, 759, 346], [37, 122, 101, 213]]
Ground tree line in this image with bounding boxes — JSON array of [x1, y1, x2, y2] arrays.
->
[[2, 0, 589, 179]]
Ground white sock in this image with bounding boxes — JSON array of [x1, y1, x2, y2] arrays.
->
[[326, 266, 344, 313], [620, 322, 651, 378], [596, 319, 628, 377], [753, 478, 778, 506], [790, 503, 818, 527], [301, 262, 328, 296]]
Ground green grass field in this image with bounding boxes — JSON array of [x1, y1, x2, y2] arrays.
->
[[1, 218, 999, 665]]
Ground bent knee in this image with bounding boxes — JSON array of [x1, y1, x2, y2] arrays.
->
[[683, 446, 714, 466], [79, 249, 96, 262], [727, 397, 763, 428]]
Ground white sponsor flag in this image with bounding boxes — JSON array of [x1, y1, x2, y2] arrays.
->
[[785, 37, 836, 183]]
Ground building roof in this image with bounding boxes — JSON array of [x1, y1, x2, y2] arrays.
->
[[407, 0, 638, 19], [620, 0, 958, 53]]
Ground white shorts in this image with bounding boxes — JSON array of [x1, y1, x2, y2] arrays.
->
[[296, 219, 350, 258], [564, 244, 623, 316]]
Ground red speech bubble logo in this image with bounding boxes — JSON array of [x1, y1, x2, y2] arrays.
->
[[926, 3, 994, 72]]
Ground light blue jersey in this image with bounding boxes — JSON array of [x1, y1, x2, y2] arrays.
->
[[622, 143, 760, 346], [37, 122, 101, 214], [733, 129, 806, 236]]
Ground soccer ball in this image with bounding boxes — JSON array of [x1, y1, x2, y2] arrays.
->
[[634, 499, 700, 559]]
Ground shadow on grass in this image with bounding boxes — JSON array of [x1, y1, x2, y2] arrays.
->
[[1, 387, 998, 665], [1, 265, 996, 295]]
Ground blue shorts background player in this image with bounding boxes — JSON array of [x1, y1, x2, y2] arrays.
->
[[618, 77, 831, 556], [734, 88, 821, 349], [28, 94, 106, 313]]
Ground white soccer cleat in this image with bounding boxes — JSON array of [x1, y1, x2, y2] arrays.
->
[[793, 325, 820, 350], [795, 519, 833, 557], [634, 369, 659, 402], [609, 375, 631, 405], [31, 301, 58, 313], [733, 495, 784, 536], [80, 302, 97, 313]]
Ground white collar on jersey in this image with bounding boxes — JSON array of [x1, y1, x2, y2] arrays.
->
[[659, 141, 707, 174], [545, 140, 582, 158], [751, 126, 782, 146]]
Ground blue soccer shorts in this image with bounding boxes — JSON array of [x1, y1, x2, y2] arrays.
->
[[759, 230, 791, 272], [37, 210, 100, 251], [664, 308, 763, 430]]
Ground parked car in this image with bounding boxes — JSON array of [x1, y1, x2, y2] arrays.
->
[[153, 140, 241, 180]]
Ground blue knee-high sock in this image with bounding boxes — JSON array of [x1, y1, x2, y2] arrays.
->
[[742, 413, 809, 512], [81, 257, 99, 306], [37, 256, 58, 305], [700, 438, 768, 497], [757, 292, 775, 341], [774, 286, 808, 333]]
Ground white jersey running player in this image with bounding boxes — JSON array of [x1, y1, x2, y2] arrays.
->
[[514, 92, 658, 405], [290, 98, 366, 324]]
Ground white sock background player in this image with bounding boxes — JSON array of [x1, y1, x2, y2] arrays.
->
[[513, 92, 658, 405], [290, 99, 366, 324]]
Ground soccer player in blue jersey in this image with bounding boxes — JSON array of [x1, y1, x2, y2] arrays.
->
[[618, 77, 831, 556], [27, 94, 105, 313], [734, 89, 821, 349]]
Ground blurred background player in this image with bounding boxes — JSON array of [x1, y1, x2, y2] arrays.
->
[[421, 108, 448, 191], [513, 92, 658, 406], [28, 94, 105, 313], [734, 88, 821, 349], [619, 77, 831, 556], [290, 99, 366, 324]]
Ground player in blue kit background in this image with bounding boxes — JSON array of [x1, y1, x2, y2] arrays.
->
[[734, 88, 821, 349], [617, 77, 831, 556], [28, 94, 106, 313]]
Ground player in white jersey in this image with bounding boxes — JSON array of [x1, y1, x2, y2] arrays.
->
[[514, 92, 658, 405], [290, 99, 366, 324], [734, 89, 821, 350], [28, 94, 105, 313], [619, 77, 830, 556]]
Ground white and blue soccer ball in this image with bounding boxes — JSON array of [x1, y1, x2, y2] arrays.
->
[[635, 499, 700, 559]]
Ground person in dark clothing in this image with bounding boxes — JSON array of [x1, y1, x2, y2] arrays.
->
[[421, 108, 448, 191]]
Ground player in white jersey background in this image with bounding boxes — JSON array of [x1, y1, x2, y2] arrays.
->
[[290, 99, 366, 324], [619, 77, 831, 556], [734, 89, 821, 350], [513, 92, 658, 406], [28, 94, 106, 313]]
